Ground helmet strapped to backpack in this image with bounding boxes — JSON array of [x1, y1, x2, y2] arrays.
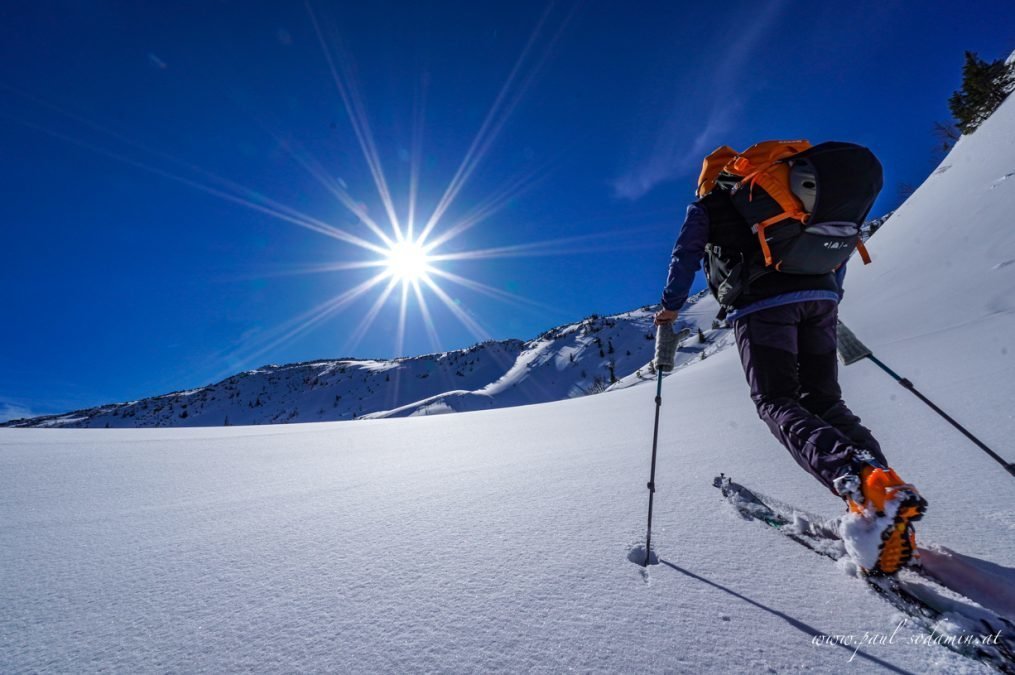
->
[[698, 140, 883, 275]]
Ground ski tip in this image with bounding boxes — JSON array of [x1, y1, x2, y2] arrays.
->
[[713, 473, 737, 497]]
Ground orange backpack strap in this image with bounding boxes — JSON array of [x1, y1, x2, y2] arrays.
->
[[856, 239, 872, 264], [697, 146, 737, 198], [732, 140, 812, 215], [727, 140, 813, 267]]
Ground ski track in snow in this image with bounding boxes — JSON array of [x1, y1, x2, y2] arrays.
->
[[989, 170, 1014, 188]]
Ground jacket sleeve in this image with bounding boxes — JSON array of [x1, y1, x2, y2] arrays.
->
[[660, 203, 709, 311]]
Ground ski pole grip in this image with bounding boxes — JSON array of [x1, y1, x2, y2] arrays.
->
[[654, 324, 678, 372]]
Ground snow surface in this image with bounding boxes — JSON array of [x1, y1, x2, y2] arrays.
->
[[3, 95, 1015, 673]]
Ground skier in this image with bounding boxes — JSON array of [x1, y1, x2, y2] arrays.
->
[[654, 140, 926, 575]]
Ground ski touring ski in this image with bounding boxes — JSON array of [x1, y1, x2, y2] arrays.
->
[[713, 474, 1015, 673]]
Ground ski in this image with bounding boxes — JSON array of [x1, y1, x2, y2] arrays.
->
[[713, 474, 1015, 673]]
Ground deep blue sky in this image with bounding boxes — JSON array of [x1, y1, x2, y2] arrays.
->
[[2, 1, 1013, 420]]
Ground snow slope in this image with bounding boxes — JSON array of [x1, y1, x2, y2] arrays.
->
[[3, 98, 1015, 673]]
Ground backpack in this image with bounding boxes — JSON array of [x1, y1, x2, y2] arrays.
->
[[697, 140, 883, 275]]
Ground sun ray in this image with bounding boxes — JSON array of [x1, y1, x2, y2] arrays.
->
[[411, 279, 444, 355], [433, 240, 661, 262], [418, 3, 576, 244], [420, 276, 536, 390], [1, 112, 389, 256], [421, 154, 558, 253], [394, 283, 410, 358], [410, 279, 473, 396], [428, 222, 666, 264], [381, 283, 411, 410], [427, 268, 558, 315], [238, 271, 389, 354], [212, 271, 391, 378], [232, 260, 388, 281], [421, 275, 490, 343], [416, 6, 551, 243], [306, 1, 403, 241], [343, 277, 400, 354], [0, 85, 394, 255], [406, 76, 428, 243], [426, 230, 629, 262], [268, 133, 396, 248]]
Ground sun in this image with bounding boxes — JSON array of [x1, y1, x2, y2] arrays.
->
[[384, 239, 432, 283]]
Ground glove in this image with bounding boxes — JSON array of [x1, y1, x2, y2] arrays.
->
[[654, 308, 678, 326]]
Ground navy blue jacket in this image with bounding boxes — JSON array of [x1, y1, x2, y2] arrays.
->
[[660, 202, 846, 321]]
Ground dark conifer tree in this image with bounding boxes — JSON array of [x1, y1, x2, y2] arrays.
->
[[949, 51, 1014, 134]]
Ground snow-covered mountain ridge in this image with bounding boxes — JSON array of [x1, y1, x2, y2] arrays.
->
[[3, 292, 726, 428]]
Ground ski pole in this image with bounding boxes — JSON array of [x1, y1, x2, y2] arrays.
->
[[837, 321, 1015, 478], [643, 323, 679, 566]]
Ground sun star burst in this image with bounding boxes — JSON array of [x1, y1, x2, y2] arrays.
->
[[384, 239, 432, 283]]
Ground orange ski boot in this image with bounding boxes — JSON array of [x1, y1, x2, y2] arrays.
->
[[836, 466, 927, 575]]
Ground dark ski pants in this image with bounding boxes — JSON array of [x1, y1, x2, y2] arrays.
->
[[733, 300, 887, 494]]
